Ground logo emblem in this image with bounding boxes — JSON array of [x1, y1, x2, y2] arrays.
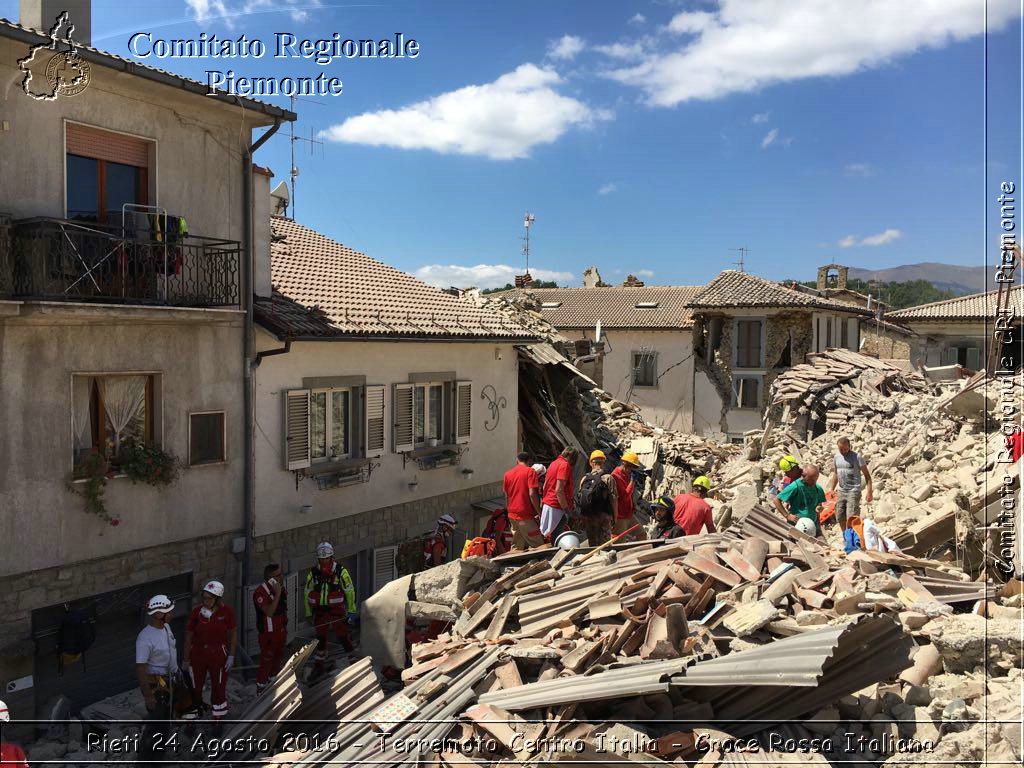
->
[[18, 11, 91, 100]]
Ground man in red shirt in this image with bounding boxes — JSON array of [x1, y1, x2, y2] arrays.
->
[[541, 447, 579, 538], [0, 700, 29, 768], [252, 563, 287, 694], [183, 580, 237, 726], [673, 476, 716, 536], [503, 452, 544, 550], [611, 452, 640, 536]]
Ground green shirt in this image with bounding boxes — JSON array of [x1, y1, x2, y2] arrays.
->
[[777, 478, 826, 522]]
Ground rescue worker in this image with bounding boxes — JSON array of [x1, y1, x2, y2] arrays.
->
[[575, 449, 617, 546], [611, 451, 640, 536], [826, 436, 873, 529], [503, 453, 544, 550], [305, 542, 356, 673], [183, 581, 236, 727], [424, 514, 457, 566], [135, 594, 179, 762], [541, 447, 578, 538], [481, 506, 514, 555], [771, 455, 802, 497], [773, 464, 826, 536], [252, 563, 288, 694], [673, 476, 716, 536], [0, 700, 29, 768], [651, 495, 684, 539]]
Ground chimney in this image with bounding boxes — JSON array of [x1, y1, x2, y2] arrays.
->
[[622, 274, 645, 287], [21, 0, 92, 45], [252, 165, 273, 298]]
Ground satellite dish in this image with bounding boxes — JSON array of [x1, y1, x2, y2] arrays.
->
[[271, 181, 290, 216]]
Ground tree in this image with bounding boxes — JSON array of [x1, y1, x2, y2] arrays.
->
[[794, 278, 958, 309], [481, 280, 559, 294]]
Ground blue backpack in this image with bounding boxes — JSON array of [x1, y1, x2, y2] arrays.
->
[[843, 528, 861, 553]]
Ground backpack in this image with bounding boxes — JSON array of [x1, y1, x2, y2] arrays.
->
[[575, 471, 610, 518], [461, 537, 496, 559]]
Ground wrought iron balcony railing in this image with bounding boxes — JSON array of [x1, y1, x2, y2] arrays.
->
[[0, 217, 241, 308]]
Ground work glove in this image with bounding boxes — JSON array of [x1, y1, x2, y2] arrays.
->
[[224, 655, 234, 671], [347, 612, 358, 626]]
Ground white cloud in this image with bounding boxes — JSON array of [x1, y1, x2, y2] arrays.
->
[[185, 0, 317, 25], [594, 41, 648, 60], [636, 269, 655, 278], [597, 182, 617, 195], [760, 128, 778, 148], [321, 64, 607, 160], [845, 162, 874, 177], [415, 264, 574, 290], [629, 13, 647, 26], [750, 110, 771, 124], [547, 34, 586, 61], [838, 229, 902, 248], [606, 0, 1019, 107]]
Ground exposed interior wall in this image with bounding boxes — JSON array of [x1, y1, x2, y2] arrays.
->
[[252, 332, 519, 539], [861, 325, 912, 360], [902, 322, 987, 368], [0, 304, 245, 577]]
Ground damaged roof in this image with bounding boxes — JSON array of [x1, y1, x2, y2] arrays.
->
[[501, 285, 702, 329], [688, 270, 873, 315], [259, 217, 537, 341], [885, 284, 1024, 322]]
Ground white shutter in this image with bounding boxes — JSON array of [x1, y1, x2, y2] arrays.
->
[[285, 571, 307, 640], [944, 347, 958, 365], [373, 545, 398, 594], [284, 389, 311, 470], [364, 385, 385, 458], [966, 347, 981, 371], [392, 384, 414, 453], [454, 380, 472, 444], [242, 583, 259, 656]]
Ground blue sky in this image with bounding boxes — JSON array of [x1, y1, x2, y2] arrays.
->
[[5, 0, 1021, 288]]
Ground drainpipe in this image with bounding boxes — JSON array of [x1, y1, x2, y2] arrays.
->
[[242, 117, 282, 595]]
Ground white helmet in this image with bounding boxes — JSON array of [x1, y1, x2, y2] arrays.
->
[[554, 530, 581, 550], [0, 699, 9, 722], [437, 514, 456, 530], [795, 517, 817, 536], [315, 541, 334, 559], [147, 594, 174, 615], [532, 463, 546, 477], [202, 580, 224, 598]]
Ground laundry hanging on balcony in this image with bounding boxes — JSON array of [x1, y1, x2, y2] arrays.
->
[[145, 214, 189, 276]]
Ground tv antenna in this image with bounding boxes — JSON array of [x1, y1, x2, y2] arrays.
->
[[288, 95, 325, 219], [730, 246, 750, 272], [521, 212, 536, 272]]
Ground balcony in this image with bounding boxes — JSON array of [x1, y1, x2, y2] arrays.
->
[[0, 217, 241, 308]]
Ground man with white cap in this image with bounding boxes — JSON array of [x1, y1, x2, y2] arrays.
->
[[423, 514, 457, 567], [183, 580, 236, 727], [305, 542, 356, 674], [0, 700, 29, 768], [136, 594, 179, 760]]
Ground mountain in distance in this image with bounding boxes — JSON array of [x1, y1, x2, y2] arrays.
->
[[848, 263, 989, 296]]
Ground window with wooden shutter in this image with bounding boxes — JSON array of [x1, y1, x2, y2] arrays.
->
[[284, 389, 311, 470], [734, 320, 763, 368], [373, 545, 398, 594], [392, 383, 415, 453], [364, 385, 385, 458], [454, 380, 472, 444]]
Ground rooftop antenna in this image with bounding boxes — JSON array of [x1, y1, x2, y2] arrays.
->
[[522, 212, 536, 273], [730, 246, 749, 272], [288, 94, 325, 219]]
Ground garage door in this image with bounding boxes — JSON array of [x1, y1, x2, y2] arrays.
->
[[31, 574, 193, 711]]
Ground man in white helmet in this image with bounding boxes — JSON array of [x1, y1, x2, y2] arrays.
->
[[183, 580, 236, 727], [305, 542, 356, 673], [423, 515, 456, 567], [136, 594, 179, 761], [0, 700, 29, 768]]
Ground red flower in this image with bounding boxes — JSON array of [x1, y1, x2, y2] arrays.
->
[[110, 518, 121, 527]]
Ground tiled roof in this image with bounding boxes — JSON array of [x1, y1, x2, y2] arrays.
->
[[259, 217, 536, 340], [688, 270, 872, 315], [501, 286, 702, 329], [885, 285, 1024, 322], [0, 17, 294, 121]]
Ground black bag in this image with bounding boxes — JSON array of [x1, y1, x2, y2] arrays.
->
[[575, 471, 610, 518], [58, 608, 96, 655]]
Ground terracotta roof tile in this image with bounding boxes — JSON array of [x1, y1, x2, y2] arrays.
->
[[688, 270, 872, 315], [259, 217, 535, 340], [499, 285, 701, 329], [885, 285, 1024, 322]]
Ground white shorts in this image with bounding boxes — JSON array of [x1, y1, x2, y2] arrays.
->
[[540, 504, 565, 536]]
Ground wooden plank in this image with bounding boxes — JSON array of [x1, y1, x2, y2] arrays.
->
[[482, 594, 518, 641]]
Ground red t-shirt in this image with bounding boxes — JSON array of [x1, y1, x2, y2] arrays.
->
[[542, 456, 575, 510], [610, 465, 635, 519], [187, 604, 236, 649], [673, 493, 715, 536], [503, 464, 540, 521], [1, 742, 28, 768]]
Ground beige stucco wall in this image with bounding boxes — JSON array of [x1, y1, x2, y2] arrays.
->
[[560, 328, 693, 431], [900, 321, 987, 367], [0, 36, 273, 241], [0, 303, 245, 577], [253, 331, 520, 538]]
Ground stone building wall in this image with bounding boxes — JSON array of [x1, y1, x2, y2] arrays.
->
[[861, 326, 912, 360]]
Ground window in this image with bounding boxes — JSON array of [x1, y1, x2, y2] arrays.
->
[[632, 351, 657, 387], [72, 373, 158, 474], [310, 388, 351, 461], [65, 124, 150, 224], [392, 380, 472, 453], [735, 319, 763, 368], [840, 317, 849, 349], [412, 383, 445, 446], [189, 412, 226, 465], [946, 344, 982, 371], [733, 376, 761, 409]]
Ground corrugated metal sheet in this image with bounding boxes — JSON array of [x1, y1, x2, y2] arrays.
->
[[478, 658, 692, 711], [669, 615, 913, 736]]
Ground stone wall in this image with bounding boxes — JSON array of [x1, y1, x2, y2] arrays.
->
[[861, 326, 912, 360]]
